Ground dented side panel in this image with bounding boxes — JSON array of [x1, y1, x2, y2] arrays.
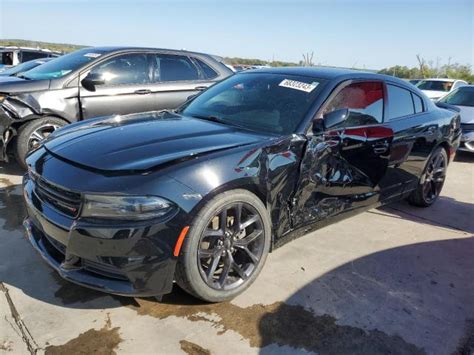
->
[[291, 125, 394, 229]]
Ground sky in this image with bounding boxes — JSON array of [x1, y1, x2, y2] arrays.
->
[[0, 0, 472, 70]]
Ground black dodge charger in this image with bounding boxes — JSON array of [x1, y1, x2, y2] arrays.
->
[[23, 67, 461, 302]]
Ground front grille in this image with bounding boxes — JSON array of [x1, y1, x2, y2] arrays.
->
[[45, 235, 67, 255], [44, 233, 128, 281], [461, 123, 474, 132], [33, 176, 82, 217], [82, 259, 128, 281]]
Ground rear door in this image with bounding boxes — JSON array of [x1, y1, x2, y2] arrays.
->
[[79, 52, 156, 119], [382, 84, 434, 197], [147, 53, 217, 110], [291, 80, 394, 228]]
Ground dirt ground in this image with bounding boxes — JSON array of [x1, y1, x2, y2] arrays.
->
[[0, 153, 473, 354]]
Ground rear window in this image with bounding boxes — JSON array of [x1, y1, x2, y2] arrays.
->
[[0, 51, 14, 65], [412, 93, 424, 113], [417, 80, 453, 92], [387, 84, 415, 119], [195, 58, 218, 79], [439, 88, 474, 107], [21, 51, 49, 62]]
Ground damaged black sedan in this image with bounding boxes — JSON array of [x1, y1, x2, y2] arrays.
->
[[23, 68, 461, 302]]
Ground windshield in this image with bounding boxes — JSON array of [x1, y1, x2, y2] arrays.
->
[[439, 87, 474, 107], [181, 73, 326, 134], [0, 59, 48, 76], [416, 80, 453, 92], [22, 48, 107, 80]]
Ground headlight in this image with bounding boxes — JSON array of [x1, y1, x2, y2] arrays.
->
[[81, 194, 174, 220]]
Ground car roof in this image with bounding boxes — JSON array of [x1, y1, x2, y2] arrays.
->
[[456, 84, 474, 90], [80, 46, 223, 60], [419, 78, 460, 83], [239, 66, 412, 85]]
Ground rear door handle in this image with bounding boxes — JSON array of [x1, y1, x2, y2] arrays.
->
[[194, 86, 207, 91], [134, 89, 152, 95]]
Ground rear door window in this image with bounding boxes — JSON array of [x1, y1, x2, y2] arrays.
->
[[387, 84, 415, 119], [323, 81, 384, 126], [89, 53, 151, 86], [153, 54, 200, 82]]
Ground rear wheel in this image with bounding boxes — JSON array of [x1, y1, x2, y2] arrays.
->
[[175, 189, 271, 302], [15, 117, 67, 169], [408, 147, 447, 207]]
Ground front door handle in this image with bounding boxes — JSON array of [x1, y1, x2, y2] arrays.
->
[[134, 89, 152, 95], [372, 141, 389, 154]]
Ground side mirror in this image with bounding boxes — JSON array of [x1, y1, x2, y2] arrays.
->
[[81, 72, 105, 91], [324, 108, 349, 129], [312, 108, 349, 134]]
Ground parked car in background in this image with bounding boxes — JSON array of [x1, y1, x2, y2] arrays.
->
[[409, 79, 421, 86], [23, 68, 461, 302], [0, 46, 233, 167], [438, 85, 474, 153], [0, 58, 53, 80], [416, 78, 467, 101], [0, 47, 60, 71]]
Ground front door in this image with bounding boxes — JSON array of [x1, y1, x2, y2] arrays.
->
[[291, 80, 394, 228], [79, 52, 156, 119]]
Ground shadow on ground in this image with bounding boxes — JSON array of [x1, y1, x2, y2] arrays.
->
[[379, 196, 474, 234], [454, 151, 474, 163]]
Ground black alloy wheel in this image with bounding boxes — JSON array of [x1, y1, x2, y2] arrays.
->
[[409, 147, 448, 207], [197, 202, 265, 290], [175, 189, 271, 302]]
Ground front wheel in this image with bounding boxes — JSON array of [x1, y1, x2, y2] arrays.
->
[[14, 117, 67, 169], [408, 147, 448, 207], [175, 189, 271, 302]]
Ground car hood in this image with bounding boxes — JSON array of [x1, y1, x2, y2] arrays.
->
[[0, 76, 24, 82], [44, 111, 269, 172], [0, 78, 50, 93]]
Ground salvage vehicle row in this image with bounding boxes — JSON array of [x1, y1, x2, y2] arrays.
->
[[0, 47, 232, 167]]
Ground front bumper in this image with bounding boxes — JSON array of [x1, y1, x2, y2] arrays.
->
[[23, 174, 180, 297], [0, 104, 16, 162], [459, 127, 474, 153]]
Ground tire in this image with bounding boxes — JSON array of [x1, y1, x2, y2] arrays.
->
[[175, 189, 271, 302], [14, 117, 67, 169], [408, 147, 448, 207]]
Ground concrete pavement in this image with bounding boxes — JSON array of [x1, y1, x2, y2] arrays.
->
[[0, 153, 473, 354]]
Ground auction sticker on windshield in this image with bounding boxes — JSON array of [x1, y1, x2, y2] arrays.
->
[[84, 53, 102, 58], [279, 79, 318, 93]]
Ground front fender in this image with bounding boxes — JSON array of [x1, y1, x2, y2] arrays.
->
[[166, 136, 305, 240]]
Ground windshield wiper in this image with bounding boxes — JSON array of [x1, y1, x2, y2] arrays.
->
[[16, 74, 31, 80], [191, 114, 226, 124], [190, 114, 253, 132]]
